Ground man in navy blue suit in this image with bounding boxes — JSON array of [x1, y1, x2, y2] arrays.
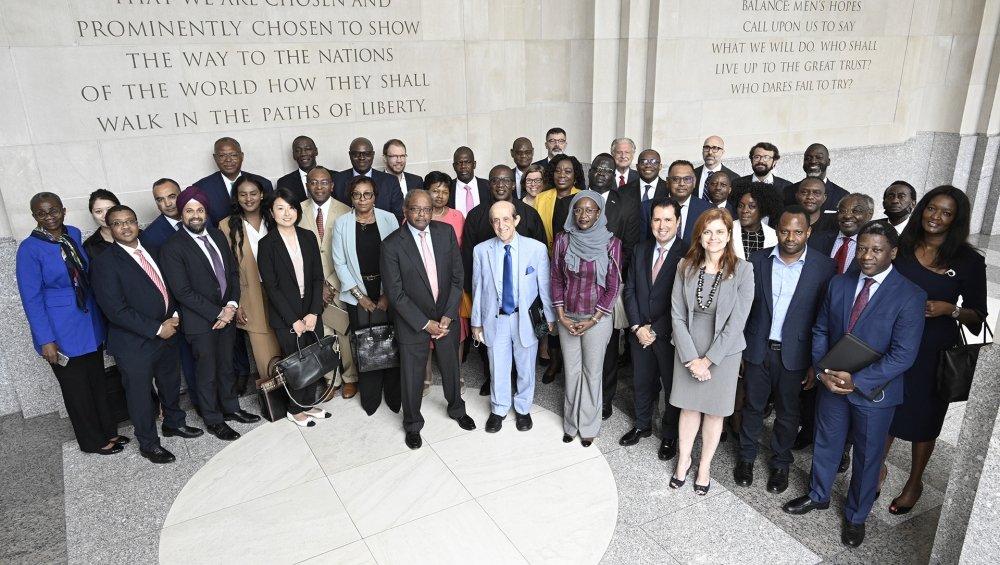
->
[[333, 137, 404, 221], [92, 206, 204, 464], [448, 146, 490, 217], [783, 220, 925, 548], [641, 160, 711, 243], [735, 206, 836, 493], [193, 137, 274, 226]]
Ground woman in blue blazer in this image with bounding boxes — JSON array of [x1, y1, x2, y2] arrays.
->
[[15, 192, 123, 455]]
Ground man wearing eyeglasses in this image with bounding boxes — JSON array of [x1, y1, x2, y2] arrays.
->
[[621, 149, 669, 216], [733, 142, 791, 224], [509, 137, 535, 196], [194, 137, 274, 226], [334, 137, 404, 221], [694, 136, 737, 203], [276, 135, 323, 203], [643, 160, 712, 243], [533, 127, 567, 168], [383, 138, 423, 196]]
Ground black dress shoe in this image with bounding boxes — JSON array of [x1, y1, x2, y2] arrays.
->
[[619, 427, 652, 446], [162, 425, 204, 439], [838, 449, 851, 473], [658, 439, 677, 461], [93, 444, 124, 455], [842, 521, 865, 547], [455, 415, 476, 431], [580, 438, 593, 448], [515, 412, 533, 431], [792, 430, 812, 451], [224, 409, 261, 424], [767, 468, 789, 494], [140, 446, 176, 464], [602, 405, 613, 421], [405, 431, 422, 449], [562, 433, 573, 443], [206, 423, 241, 441], [485, 413, 504, 433], [734, 461, 754, 487], [113, 435, 131, 446], [782, 495, 830, 515], [542, 357, 561, 384], [479, 380, 491, 396]]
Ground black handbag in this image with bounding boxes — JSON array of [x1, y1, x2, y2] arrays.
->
[[274, 331, 341, 391], [256, 358, 289, 422], [936, 315, 993, 403], [527, 298, 550, 339], [350, 309, 400, 373]]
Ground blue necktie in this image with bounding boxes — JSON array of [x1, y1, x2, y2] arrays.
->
[[502, 244, 515, 314]]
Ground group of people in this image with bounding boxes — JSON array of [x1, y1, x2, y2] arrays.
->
[[16, 129, 987, 550]]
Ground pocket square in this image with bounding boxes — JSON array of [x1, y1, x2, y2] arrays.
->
[[525, 266, 535, 275]]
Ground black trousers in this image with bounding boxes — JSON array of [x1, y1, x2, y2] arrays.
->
[[739, 348, 804, 470], [602, 328, 622, 408], [187, 325, 241, 425], [275, 327, 323, 415], [117, 339, 186, 451], [629, 333, 679, 439], [348, 304, 401, 416], [51, 349, 118, 452], [399, 328, 466, 433]]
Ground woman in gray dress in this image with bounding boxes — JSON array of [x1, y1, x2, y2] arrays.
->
[[669, 207, 754, 495]]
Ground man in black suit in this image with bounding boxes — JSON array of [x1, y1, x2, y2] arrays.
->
[[879, 180, 916, 235], [449, 146, 490, 217], [611, 137, 638, 188], [533, 127, 567, 168], [193, 137, 274, 226], [160, 187, 259, 442], [92, 206, 204, 464], [275, 135, 321, 202], [333, 137, 404, 221], [783, 143, 848, 213], [382, 138, 423, 196], [735, 206, 836, 493], [694, 136, 737, 202], [705, 170, 737, 217], [642, 160, 711, 242], [795, 177, 838, 234], [619, 198, 687, 460], [621, 149, 668, 211], [588, 153, 641, 419], [382, 190, 476, 449], [510, 137, 535, 196], [733, 142, 791, 223]]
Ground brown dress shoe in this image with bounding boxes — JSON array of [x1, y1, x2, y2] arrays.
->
[[342, 382, 358, 399], [320, 384, 338, 402]]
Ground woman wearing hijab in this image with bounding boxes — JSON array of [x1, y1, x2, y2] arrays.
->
[[551, 190, 623, 447]]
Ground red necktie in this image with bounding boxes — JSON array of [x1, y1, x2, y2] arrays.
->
[[833, 236, 851, 274], [618, 174, 625, 188], [135, 249, 169, 314], [847, 277, 875, 333], [316, 207, 325, 241]]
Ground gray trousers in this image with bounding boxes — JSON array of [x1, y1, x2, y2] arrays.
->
[[558, 314, 613, 438]]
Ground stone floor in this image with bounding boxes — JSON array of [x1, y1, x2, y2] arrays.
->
[[3, 234, 1000, 564]]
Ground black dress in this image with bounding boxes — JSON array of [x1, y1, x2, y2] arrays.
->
[[83, 230, 114, 259], [889, 250, 987, 441]]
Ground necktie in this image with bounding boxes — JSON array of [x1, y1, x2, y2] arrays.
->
[[618, 174, 625, 188], [651, 246, 667, 283], [419, 232, 438, 301], [465, 185, 474, 215], [643, 184, 652, 202], [135, 249, 169, 314], [316, 207, 325, 241], [847, 277, 875, 333], [502, 244, 515, 314], [702, 170, 715, 200], [197, 235, 228, 297], [678, 204, 686, 237], [833, 236, 851, 274]]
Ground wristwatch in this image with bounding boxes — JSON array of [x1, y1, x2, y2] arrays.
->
[[951, 305, 961, 319]]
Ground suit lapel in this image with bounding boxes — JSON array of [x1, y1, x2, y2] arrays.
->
[[761, 254, 775, 317], [853, 270, 896, 329], [114, 244, 160, 296], [401, 227, 433, 297], [491, 239, 503, 297], [182, 230, 218, 280]]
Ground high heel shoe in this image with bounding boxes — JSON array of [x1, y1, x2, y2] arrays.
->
[[889, 484, 922, 515], [562, 433, 573, 443], [670, 463, 690, 489], [542, 354, 562, 384], [694, 481, 711, 496], [581, 438, 593, 448]]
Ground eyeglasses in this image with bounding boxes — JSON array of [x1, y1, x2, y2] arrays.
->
[[489, 177, 513, 186], [668, 176, 695, 184], [307, 179, 332, 186], [32, 208, 62, 219], [638, 159, 660, 166], [546, 138, 567, 144], [214, 152, 242, 161], [109, 218, 138, 228], [524, 178, 543, 185], [837, 206, 868, 216], [351, 192, 375, 200], [702, 145, 724, 153], [407, 206, 433, 215], [384, 153, 407, 160], [573, 207, 599, 217], [349, 151, 375, 159], [751, 155, 774, 162]]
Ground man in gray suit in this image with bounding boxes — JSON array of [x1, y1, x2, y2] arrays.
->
[[472, 201, 555, 433]]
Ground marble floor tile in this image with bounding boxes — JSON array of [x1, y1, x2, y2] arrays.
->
[[825, 506, 940, 564], [431, 406, 602, 497], [364, 500, 527, 565], [300, 396, 412, 476], [329, 447, 472, 537], [642, 490, 821, 565], [159, 477, 359, 565], [71, 532, 158, 565], [2, 495, 65, 561], [938, 402, 967, 447], [163, 421, 324, 527], [599, 521, 680, 565], [415, 384, 495, 444], [479, 457, 618, 565], [16, 540, 67, 565], [297, 540, 377, 565], [870, 460, 945, 525]]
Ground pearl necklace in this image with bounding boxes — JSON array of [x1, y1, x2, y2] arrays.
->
[[696, 266, 723, 310]]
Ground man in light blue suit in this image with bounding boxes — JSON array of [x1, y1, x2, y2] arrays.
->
[[471, 200, 555, 433], [783, 220, 926, 548]]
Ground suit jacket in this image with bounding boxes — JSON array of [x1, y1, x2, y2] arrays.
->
[[784, 178, 849, 213], [275, 169, 311, 203], [808, 230, 861, 275], [599, 189, 641, 276], [733, 174, 792, 196], [139, 214, 179, 254], [398, 171, 424, 194], [257, 227, 324, 330], [333, 169, 404, 221], [532, 157, 550, 168], [670, 259, 755, 366], [742, 247, 836, 370], [193, 171, 274, 227], [462, 198, 547, 292], [812, 268, 926, 406], [91, 243, 177, 357], [642, 196, 711, 243], [218, 218, 271, 335], [300, 198, 353, 291], [448, 177, 490, 212], [621, 178, 669, 211], [694, 164, 737, 201], [332, 208, 400, 305], [471, 235, 554, 347], [616, 169, 638, 187], [623, 237, 687, 339], [160, 227, 241, 336], [381, 221, 464, 344]]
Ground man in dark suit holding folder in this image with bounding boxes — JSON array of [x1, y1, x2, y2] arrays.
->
[[782, 220, 925, 548]]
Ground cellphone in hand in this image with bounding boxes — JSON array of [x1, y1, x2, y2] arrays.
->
[[56, 351, 70, 367]]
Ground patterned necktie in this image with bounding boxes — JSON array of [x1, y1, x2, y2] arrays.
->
[[618, 174, 625, 188], [643, 184, 652, 202], [465, 185, 474, 215], [502, 244, 515, 314], [197, 235, 228, 297], [651, 246, 667, 283], [135, 249, 169, 314], [419, 232, 438, 301], [847, 277, 875, 333], [316, 207, 324, 241], [833, 236, 851, 274], [702, 170, 715, 200]]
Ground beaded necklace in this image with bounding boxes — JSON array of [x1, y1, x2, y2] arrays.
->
[[696, 266, 723, 310]]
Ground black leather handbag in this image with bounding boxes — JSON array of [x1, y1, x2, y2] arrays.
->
[[256, 359, 289, 423], [527, 298, 550, 339], [274, 331, 340, 391], [350, 309, 400, 373], [936, 315, 993, 403]]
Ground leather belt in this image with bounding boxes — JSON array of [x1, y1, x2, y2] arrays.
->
[[361, 274, 381, 281], [499, 307, 519, 316], [768, 340, 782, 351]]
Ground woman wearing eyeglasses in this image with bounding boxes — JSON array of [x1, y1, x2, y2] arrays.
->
[[520, 164, 545, 208], [16, 192, 125, 455]]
